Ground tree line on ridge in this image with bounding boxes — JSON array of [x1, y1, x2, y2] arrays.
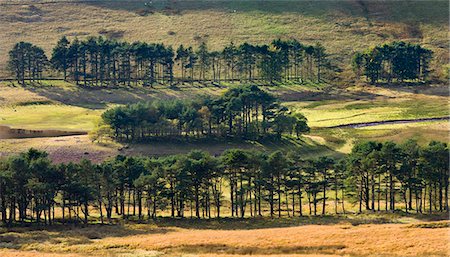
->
[[8, 37, 330, 86], [7, 38, 433, 86]]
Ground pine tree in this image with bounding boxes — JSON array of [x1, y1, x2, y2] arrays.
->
[[51, 36, 70, 80]]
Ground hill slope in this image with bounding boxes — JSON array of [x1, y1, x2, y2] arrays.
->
[[0, 0, 448, 81]]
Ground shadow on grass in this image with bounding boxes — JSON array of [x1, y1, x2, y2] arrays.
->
[[16, 81, 225, 110], [120, 135, 344, 159], [19, 82, 154, 109], [161, 243, 346, 255], [279, 87, 381, 102], [145, 216, 377, 230], [370, 82, 450, 97], [136, 211, 449, 230], [16, 80, 384, 111], [1, 212, 447, 233], [0, 223, 174, 250]]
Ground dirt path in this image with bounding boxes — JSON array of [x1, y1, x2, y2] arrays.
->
[[327, 116, 449, 129]]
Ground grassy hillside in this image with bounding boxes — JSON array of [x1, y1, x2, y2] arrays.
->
[[0, 80, 447, 163], [0, 0, 448, 81], [0, 215, 448, 257]]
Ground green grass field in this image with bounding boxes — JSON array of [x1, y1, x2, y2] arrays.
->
[[0, 105, 102, 131], [2, 80, 447, 130], [310, 121, 449, 153], [288, 96, 448, 128]]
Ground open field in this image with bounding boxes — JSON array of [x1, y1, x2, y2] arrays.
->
[[349, 121, 450, 143], [2, 80, 447, 127], [288, 96, 448, 128], [310, 121, 450, 154], [0, 0, 448, 80], [287, 84, 449, 127], [0, 214, 448, 257], [0, 135, 115, 163], [0, 105, 101, 131]]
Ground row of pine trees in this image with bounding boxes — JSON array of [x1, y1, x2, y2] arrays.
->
[[8, 37, 330, 86], [8, 38, 433, 86], [100, 85, 309, 141], [0, 140, 447, 226]]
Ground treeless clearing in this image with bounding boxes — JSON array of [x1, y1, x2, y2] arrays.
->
[[286, 93, 449, 128], [0, 133, 342, 163], [0, 218, 447, 257], [0, 135, 116, 163], [309, 121, 450, 154], [98, 222, 449, 256]]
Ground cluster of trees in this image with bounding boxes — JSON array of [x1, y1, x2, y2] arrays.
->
[[8, 37, 331, 86], [101, 85, 309, 140], [352, 41, 432, 83], [347, 140, 448, 213], [7, 42, 48, 85], [0, 140, 447, 226]]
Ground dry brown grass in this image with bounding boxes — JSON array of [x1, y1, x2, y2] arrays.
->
[[0, 133, 339, 163], [112, 224, 448, 256], [0, 134, 260, 163], [0, 135, 116, 163], [0, 83, 50, 106], [0, 218, 448, 257], [0, 250, 86, 257]]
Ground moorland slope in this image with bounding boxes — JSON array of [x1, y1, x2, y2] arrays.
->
[[0, 0, 448, 81]]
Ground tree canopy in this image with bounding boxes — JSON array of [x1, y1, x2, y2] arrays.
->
[[101, 85, 309, 141], [8, 37, 333, 86], [352, 41, 432, 83]]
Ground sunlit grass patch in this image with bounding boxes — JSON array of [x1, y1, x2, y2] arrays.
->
[[30, 80, 82, 92], [352, 121, 450, 144], [408, 221, 450, 229], [286, 95, 449, 127], [309, 121, 449, 154], [302, 105, 406, 127], [0, 104, 102, 131]]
